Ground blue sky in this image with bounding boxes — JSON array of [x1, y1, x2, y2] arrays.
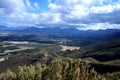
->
[[0, 0, 120, 30]]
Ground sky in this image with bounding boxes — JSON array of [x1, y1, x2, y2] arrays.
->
[[0, 0, 120, 30]]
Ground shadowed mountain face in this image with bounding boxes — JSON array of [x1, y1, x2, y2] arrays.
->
[[82, 39, 120, 61], [0, 26, 120, 42], [0, 26, 120, 36]]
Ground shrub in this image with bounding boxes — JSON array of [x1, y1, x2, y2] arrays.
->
[[0, 59, 107, 80]]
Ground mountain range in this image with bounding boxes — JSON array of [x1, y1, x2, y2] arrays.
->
[[0, 26, 120, 44]]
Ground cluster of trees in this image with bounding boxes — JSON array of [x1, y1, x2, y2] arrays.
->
[[0, 58, 119, 80]]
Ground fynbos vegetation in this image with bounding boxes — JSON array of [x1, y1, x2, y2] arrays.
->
[[0, 59, 107, 80]]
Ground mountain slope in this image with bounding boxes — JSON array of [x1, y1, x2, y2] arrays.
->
[[82, 39, 120, 61], [0, 26, 120, 45]]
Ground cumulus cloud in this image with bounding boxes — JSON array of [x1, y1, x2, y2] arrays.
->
[[0, 0, 40, 26], [26, 0, 33, 10], [34, 3, 40, 9], [0, 0, 25, 16], [46, 0, 120, 29], [0, 0, 120, 30], [25, 0, 40, 10]]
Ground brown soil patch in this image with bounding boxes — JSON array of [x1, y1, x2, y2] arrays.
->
[[0, 58, 5, 62], [4, 41, 29, 44], [60, 45, 80, 51]]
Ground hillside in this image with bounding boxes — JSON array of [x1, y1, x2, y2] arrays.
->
[[57, 39, 120, 74], [0, 58, 120, 80], [59, 38, 120, 61], [0, 28, 120, 79], [82, 39, 120, 61]]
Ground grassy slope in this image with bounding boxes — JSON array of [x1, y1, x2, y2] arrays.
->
[[82, 39, 120, 61], [57, 39, 120, 73], [0, 39, 120, 74], [80, 39, 120, 73], [0, 42, 62, 73]]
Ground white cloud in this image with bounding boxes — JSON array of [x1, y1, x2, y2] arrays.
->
[[0, 0, 40, 26], [34, 3, 40, 9], [81, 0, 93, 5], [90, 5, 114, 14], [48, 3, 61, 10], [25, 0, 40, 10], [26, 0, 33, 10], [45, 0, 120, 29], [0, 0, 25, 16], [84, 23, 120, 30], [0, 0, 120, 30]]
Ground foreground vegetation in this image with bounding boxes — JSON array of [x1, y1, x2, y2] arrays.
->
[[0, 59, 104, 80], [0, 58, 119, 80]]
